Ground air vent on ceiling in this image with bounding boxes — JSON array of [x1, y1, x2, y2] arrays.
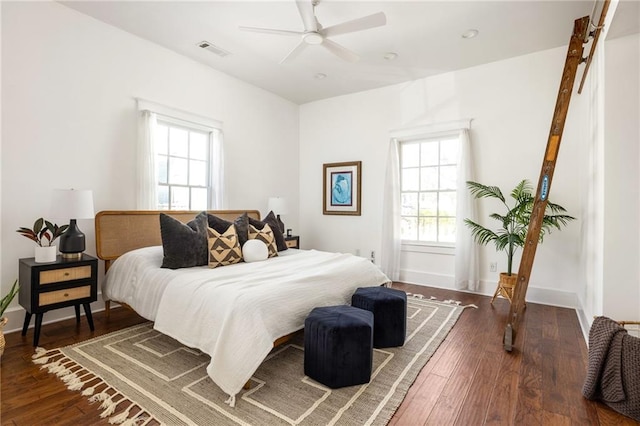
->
[[197, 41, 231, 57]]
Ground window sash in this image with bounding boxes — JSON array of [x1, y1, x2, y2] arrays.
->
[[399, 135, 459, 244], [156, 119, 213, 210]]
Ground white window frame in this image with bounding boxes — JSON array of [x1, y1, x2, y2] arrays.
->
[[137, 99, 223, 210], [155, 117, 212, 210], [390, 119, 471, 252]]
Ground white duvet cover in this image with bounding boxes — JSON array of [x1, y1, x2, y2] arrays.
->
[[103, 246, 390, 404]]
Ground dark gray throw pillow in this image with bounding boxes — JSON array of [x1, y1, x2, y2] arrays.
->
[[208, 213, 249, 248], [160, 211, 208, 269], [248, 211, 287, 251]]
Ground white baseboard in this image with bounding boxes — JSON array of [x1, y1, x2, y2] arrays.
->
[[2, 299, 111, 334], [575, 308, 591, 344], [399, 268, 579, 309]]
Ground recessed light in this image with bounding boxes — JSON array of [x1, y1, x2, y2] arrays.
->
[[384, 52, 398, 61], [314, 73, 327, 79], [462, 29, 479, 39]]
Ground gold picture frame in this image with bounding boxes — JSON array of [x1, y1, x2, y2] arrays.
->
[[323, 161, 362, 216]]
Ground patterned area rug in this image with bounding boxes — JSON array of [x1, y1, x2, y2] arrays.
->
[[34, 296, 469, 425]]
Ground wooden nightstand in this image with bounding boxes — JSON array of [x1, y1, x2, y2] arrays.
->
[[284, 235, 300, 249], [19, 254, 98, 347]]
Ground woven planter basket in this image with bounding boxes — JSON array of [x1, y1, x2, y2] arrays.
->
[[0, 317, 8, 357]]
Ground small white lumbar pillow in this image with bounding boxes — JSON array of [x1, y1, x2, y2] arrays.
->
[[242, 239, 269, 263]]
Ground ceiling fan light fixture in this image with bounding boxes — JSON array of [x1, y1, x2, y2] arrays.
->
[[384, 52, 398, 61], [462, 29, 479, 39], [303, 32, 324, 45], [314, 72, 327, 79]]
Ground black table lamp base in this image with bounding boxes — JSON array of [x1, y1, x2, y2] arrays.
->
[[59, 219, 85, 259]]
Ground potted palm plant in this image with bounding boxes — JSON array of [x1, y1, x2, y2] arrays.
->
[[16, 218, 68, 263], [464, 179, 575, 302]]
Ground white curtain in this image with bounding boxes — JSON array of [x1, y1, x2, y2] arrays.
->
[[210, 129, 225, 209], [136, 110, 157, 209], [454, 128, 480, 290], [381, 138, 401, 281]]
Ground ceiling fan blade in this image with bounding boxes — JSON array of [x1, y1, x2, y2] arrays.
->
[[322, 12, 386, 38], [321, 39, 359, 62], [239, 26, 304, 37], [296, 0, 318, 32], [280, 40, 308, 64]]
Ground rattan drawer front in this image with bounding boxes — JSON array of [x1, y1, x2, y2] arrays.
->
[[285, 239, 297, 248], [40, 266, 92, 285], [39, 286, 91, 306]]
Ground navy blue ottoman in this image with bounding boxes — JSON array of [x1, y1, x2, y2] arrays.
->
[[304, 305, 373, 389], [352, 287, 407, 348]]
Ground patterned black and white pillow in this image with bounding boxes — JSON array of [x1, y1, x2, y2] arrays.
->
[[248, 223, 278, 258], [248, 211, 287, 252], [207, 224, 243, 268]]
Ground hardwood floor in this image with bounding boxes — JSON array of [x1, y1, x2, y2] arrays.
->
[[1, 283, 637, 425]]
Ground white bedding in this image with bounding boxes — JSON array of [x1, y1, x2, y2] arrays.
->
[[103, 246, 390, 404], [103, 246, 301, 321]]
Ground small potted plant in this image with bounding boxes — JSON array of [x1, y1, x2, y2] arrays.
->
[[464, 179, 575, 303], [16, 218, 68, 263], [0, 279, 19, 357]]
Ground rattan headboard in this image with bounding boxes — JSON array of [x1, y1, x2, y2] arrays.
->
[[95, 210, 260, 270]]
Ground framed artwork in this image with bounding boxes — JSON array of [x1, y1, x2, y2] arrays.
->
[[323, 161, 362, 216]]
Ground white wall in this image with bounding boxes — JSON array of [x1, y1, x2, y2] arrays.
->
[[578, 32, 640, 336], [0, 2, 299, 330], [603, 33, 640, 321], [300, 46, 587, 307]]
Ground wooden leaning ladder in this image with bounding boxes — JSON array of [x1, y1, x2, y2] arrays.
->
[[503, 1, 610, 351]]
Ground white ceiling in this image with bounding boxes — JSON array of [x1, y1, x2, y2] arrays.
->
[[60, 1, 639, 105]]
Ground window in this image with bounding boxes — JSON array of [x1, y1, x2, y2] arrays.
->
[[137, 98, 224, 211], [400, 135, 460, 244], [155, 120, 211, 210]]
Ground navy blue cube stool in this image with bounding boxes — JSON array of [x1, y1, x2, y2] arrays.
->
[[352, 286, 407, 348], [304, 305, 373, 389]]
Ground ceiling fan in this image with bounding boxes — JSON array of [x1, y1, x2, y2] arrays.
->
[[239, 0, 386, 64]]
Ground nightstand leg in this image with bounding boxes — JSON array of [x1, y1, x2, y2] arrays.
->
[[33, 314, 43, 347], [74, 305, 81, 323], [83, 303, 95, 331], [21, 312, 32, 336]]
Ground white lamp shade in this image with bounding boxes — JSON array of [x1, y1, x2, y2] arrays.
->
[[51, 189, 95, 220], [267, 197, 288, 215]]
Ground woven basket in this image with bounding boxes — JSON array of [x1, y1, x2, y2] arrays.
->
[[0, 317, 8, 357], [491, 273, 518, 305]]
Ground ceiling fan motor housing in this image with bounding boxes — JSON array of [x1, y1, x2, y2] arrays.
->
[[303, 32, 324, 45]]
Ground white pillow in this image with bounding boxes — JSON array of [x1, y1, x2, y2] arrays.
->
[[242, 239, 269, 263]]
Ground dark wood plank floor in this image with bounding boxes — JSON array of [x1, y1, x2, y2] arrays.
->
[[1, 283, 637, 425]]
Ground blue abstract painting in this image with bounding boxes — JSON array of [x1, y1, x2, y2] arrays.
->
[[331, 171, 353, 206]]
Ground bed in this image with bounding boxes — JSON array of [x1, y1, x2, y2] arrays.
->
[[95, 210, 390, 406]]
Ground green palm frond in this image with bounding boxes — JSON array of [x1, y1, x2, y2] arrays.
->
[[464, 218, 499, 246], [466, 181, 505, 203], [545, 201, 569, 214], [510, 179, 534, 204], [488, 213, 507, 224]]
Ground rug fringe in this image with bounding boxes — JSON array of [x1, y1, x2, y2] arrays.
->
[[108, 401, 135, 424], [34, 349, 160, 425], [406, 292, 478, 309], [33, 348, 64, 365], [118, 410, 148, 426]]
